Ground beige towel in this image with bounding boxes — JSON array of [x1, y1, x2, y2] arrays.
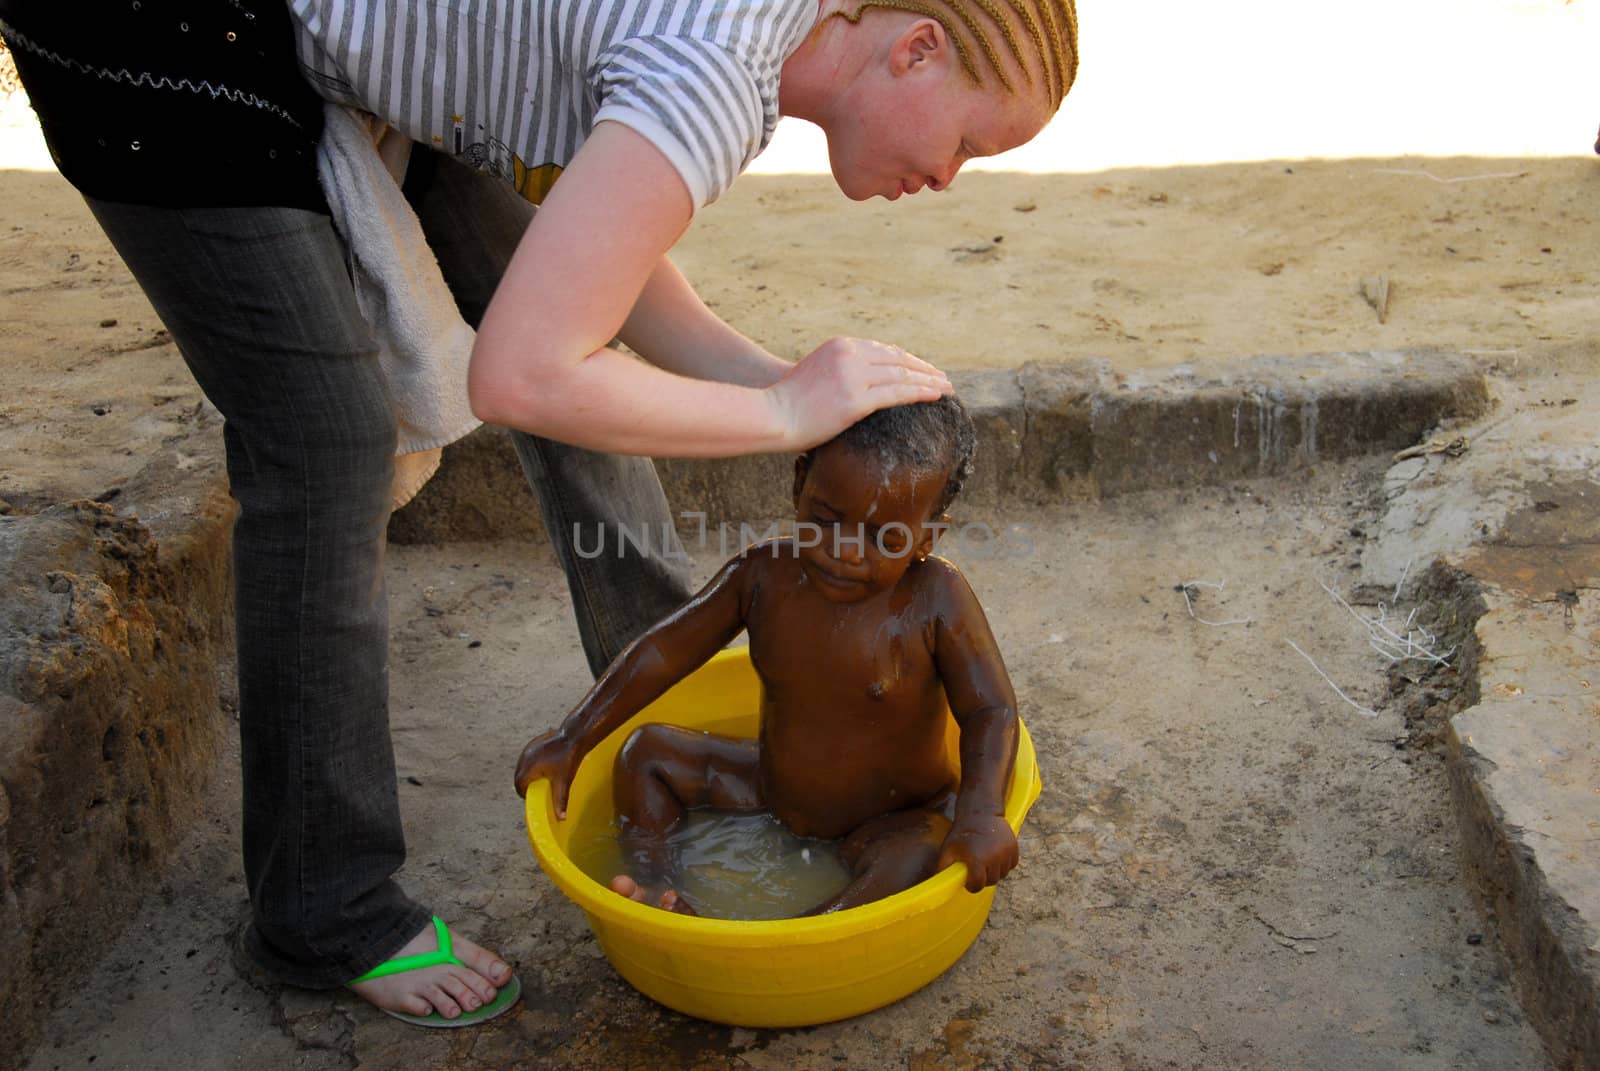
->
[[315, 103, 481, 509]]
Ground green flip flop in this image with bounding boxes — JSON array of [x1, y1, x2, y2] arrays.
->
[[349, 916, 522, 1028]]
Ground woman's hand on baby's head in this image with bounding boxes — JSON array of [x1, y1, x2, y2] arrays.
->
[[937, 813, 1020, 893], [514, 727, 581, 816], [768, 338, 952, 451]]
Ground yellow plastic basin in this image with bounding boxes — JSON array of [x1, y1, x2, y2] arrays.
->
[[523, 647, 1042, 1027]]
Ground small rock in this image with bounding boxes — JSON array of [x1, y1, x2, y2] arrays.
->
[[1483, 1009, 1501, 1024], [1466, 933, 1483, 945], [99, 318, 118, 328]]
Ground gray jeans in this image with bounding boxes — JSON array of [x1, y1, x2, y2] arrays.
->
[[85, 150, 692, 988]]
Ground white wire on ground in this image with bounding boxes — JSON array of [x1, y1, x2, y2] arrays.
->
[[1316, 577, 1454, 667], [1391, 557, 1412, 605], [1178, 579, 1252, 627], [1371, 168, 1528, 184], [1285, 639, 1379, 718]]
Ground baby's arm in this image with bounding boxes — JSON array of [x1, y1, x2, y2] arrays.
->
[[926, 560, 1021, 892], [514, 553, 754, 813]]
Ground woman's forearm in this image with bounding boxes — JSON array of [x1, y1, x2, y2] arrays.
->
[[619, 255, 793, 389], [468, 123, 790, 454], [470, 342, 791, 456], [468, 122, 951, 456]]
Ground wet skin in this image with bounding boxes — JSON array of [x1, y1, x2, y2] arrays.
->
[[515, 441, 1020, 915]]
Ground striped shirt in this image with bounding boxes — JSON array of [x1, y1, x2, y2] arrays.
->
[[288, 0, 818, 208]]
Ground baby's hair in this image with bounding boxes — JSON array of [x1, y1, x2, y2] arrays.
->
[[830, 0, 1079, 106], [810, 395, 977, 516]]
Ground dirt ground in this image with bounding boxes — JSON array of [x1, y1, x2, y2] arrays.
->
[[4, 80, 1598, 507], [3, 79, 1596, 1069], [21, 462, 1554, 1069]]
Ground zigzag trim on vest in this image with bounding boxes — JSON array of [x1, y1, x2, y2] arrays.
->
[[0, 17, 307, 131]]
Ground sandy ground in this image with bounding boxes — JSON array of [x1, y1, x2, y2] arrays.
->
[[2, 71, 1596, 1069], [4, 132, 1598, 507], [22, 463, 1555, 1069]]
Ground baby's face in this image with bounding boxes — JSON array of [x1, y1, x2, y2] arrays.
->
[[792, 444, 949, 603]]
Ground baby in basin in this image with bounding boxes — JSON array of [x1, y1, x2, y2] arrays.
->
[[515, 396, 1020, 915]]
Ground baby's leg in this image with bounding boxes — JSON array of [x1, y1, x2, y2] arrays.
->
[[806, 808, 954, 915], [610, 723, 761, 912]]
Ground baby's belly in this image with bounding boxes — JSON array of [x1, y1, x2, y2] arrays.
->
[[759, 721, 957, 839]]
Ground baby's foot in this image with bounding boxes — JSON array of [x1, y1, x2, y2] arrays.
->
[[609, 874, 698, 915], [348, 921, 514, 1021]]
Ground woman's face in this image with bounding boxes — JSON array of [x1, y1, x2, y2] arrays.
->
[[823, 19, 1053, 202]]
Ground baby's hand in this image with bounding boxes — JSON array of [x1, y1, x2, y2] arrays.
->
[[937, 813, 1019, 892], [514, 728, 581, 816]]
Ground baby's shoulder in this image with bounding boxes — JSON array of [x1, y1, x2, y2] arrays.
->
[[903, 554, 984, 614], [722, 537, 805, 587], [904, 553, 965, 591]]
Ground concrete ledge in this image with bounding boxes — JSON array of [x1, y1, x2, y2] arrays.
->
[[392, 349, 1488, 541], [1448, 593, 1600, 1071], [1090, 350, 1489, 496], [1450, 698, 1600, 1071], [0, 429, 234, 1071], [1362, 378, 1600, 1071]]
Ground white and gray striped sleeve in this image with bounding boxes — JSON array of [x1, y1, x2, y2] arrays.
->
[[589, 37, 767, 208]]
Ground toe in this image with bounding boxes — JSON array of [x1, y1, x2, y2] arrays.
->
[[396, 991, 434, 1018], [447, 931, 514, 988], [612, 876, 651, 903], [449, 963, 498, 1004], [441, 972, 483, 1012], [424, 983, 463, 1020]]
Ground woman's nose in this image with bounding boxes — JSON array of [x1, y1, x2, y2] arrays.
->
[[928, 160, 964, 192]]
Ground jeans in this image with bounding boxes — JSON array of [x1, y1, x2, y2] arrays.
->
[[85, 151, 692, 987]]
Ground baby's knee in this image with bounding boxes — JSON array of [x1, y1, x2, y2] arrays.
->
[[614, 724, 656, 775], [864, 837, 943, 893], [613, 722, 681, 779], [843, 811, 952, 879]]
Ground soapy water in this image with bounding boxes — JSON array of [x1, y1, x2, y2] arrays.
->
[[567, 809, 851, 920]]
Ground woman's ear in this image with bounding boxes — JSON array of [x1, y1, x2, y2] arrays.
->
[[889, 17, 948, 77]]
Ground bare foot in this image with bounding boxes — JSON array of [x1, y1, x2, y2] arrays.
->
[[347, 920, 514, 1021], [609, 874, 698, 915]]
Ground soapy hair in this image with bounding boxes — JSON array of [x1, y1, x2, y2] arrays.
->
[[832, 0, 1079, 105], [810, 395, 977, 516]]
